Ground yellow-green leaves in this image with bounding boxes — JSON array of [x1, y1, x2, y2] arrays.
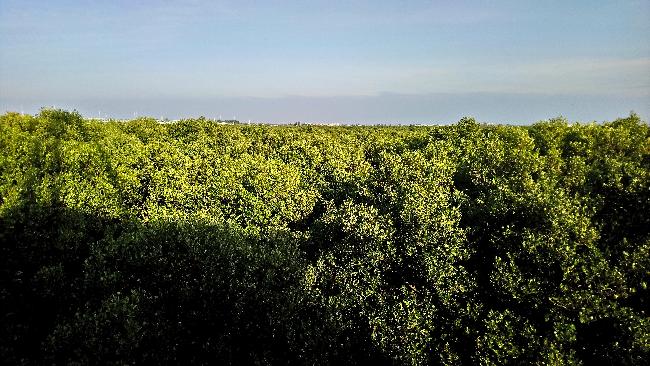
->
[[1, 111, 648, 365]]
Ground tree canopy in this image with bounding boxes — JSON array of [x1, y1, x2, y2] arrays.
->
[[1, 110, 648, 365]]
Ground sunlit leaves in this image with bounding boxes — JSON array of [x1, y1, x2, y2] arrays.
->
[[0, 110, 648, 364]]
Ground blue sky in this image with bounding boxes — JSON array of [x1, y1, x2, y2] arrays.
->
[[1, 0, 648, 123]]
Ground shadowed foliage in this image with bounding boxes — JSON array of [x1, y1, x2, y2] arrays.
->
[[1, 109, 648, 365]]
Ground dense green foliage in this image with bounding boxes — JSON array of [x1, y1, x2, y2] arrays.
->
[[1, 109, 648, 365]]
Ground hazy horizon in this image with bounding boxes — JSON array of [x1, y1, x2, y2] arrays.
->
[[1, 1, 649, 123]]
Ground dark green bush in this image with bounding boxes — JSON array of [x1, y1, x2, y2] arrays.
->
[[1, 109, 648, 365]]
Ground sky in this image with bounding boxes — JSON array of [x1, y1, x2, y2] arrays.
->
[[1, 0, 648, 124]]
